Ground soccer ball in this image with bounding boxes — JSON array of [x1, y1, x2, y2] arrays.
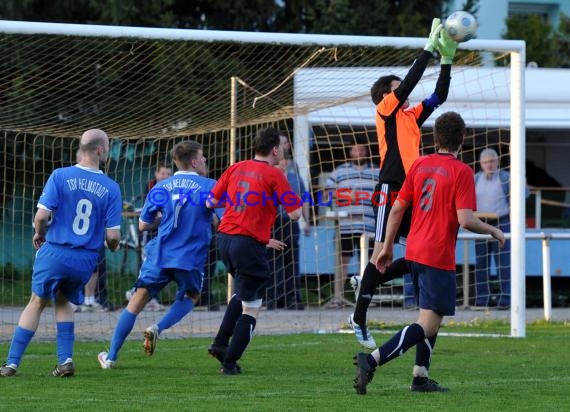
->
[[444, 11, 478, 42]]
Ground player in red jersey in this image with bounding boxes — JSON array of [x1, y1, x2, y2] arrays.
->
[[349, 18, 460, 350], [353, 111, 505, 395], [206, 126, 302, 374]]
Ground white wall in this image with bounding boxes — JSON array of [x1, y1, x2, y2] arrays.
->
[[295, 66, 570, 129], [445, 0, 570, 40]]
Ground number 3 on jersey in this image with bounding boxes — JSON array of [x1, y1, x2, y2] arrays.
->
[[72, 198, 93, 235]]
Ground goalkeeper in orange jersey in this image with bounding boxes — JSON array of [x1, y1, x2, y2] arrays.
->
[[348, 19, 458, 351]]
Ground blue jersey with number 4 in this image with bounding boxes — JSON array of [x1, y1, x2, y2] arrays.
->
[[140, 171, 216, 271], [38, 165, 123, 251]]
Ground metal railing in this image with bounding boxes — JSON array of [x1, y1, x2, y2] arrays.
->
[[530, 186, 570, 229], [360, 231, 570, 322]]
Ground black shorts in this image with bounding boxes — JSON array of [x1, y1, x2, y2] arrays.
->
[[409, 261, 456, 316], [373, 181, 412, 243], [217, 233, 271, 302]]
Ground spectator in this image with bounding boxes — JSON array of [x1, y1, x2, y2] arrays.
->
[[266, 132, 311, 310], [145, 163, 173, 196], [474, 148, 511, 309], [325, 141, 379, 306]]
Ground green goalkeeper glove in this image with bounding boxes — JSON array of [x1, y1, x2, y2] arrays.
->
[[438, 29, 458, 64], [424, 18, 442, 53]]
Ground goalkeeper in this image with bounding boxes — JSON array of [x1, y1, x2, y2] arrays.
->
[[348, 19, 458, 354]]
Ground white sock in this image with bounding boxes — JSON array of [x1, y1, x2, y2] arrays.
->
[[413, 365, 428, 378]]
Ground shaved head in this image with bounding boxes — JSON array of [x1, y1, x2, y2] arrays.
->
[[80, 129, 108, 152], [78, 129, 110, 168]]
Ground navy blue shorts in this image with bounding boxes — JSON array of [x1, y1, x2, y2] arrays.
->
[[135, 259, 203, 301], [409, 261, 456, 316], [32, 243, 98, 305], [217, 233, 270, 302]]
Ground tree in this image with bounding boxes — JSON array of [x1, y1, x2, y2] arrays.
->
[[274, 0, 445, 36], [554, 13, 570, 68], [502, 14, 561, 68], [0, 0, 450, 37]]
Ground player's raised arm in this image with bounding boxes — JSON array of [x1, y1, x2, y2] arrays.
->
[[416, 28, 457, 126], [393, 18, 442, 104]]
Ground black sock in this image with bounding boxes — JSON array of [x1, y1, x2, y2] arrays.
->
[[379, 258, 409, 284], [224, 314, 256, 367], [353, 262, 381, 325], [214, 295, 243, 347], [412, 333, 438, 386], [415, 333, 437, 369], [378, 323, 425, 366]]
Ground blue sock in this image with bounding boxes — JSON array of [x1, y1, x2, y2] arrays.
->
[[378, 323, 425, 366], [6, 326, 35, 367], [156, 298, 194, 333], [107, 310, 137, 361], [56, 322, 74, 364], [224, 314, 256, 367], [214, 296, 243, 347]]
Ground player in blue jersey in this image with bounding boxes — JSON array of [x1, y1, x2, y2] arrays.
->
[[98, 140, 217, 368], [0, 129, 122, 378]]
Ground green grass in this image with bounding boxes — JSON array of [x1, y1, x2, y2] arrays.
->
[[0, 323, 568, 411]]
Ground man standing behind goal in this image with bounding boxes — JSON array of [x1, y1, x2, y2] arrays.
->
[[348, 18, 458, 349], [207, 126, 302, 375]]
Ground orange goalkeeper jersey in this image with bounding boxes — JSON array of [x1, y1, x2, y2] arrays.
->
[[375, 50, 451, 186]]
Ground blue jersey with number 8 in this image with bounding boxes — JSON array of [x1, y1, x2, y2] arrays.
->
[[38, 165, 123, 251]]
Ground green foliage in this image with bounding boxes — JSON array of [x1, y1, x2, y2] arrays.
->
[[503, 14, 559, 67], [555, 13, 570, 68], [502, 12, 570, 68], [0, 325, 568, 410], [0, 0, 448, 36], [0, 264, 30, 305]]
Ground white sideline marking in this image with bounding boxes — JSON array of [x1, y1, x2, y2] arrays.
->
[[338, 329, 508, 338]]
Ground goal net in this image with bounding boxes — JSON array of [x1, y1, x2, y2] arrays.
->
[[0, 21, 526, 341]]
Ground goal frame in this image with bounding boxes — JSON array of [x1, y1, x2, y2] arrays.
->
[[0, 20, 526, 337]]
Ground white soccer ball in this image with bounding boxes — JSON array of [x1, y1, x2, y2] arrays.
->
[[444, 11, 478, 42]]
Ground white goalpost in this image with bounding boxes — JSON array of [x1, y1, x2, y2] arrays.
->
[[0, 20, 526, 339]]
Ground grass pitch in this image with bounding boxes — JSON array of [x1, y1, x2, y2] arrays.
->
[[0, 323, 568, 411]]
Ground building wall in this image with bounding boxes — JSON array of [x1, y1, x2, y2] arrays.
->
[[446, 0, 570, 40]]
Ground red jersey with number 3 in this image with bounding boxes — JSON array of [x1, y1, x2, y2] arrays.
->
[[213, 159, 301, 244], [397, 153, 476, 270]]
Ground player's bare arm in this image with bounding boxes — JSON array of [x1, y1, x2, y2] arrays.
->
[[32, 208, 52, 249], [457, 209, 506, 248], [376, 197, 409, 272], [205, 195, 219, 209], [287, 207, 302, 221], [105, 228, 121, 252], [266, 238, 287, 251], [139, 211, 162, 232]]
